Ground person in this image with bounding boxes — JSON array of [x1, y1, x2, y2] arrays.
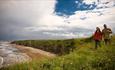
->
[[102, 24, 112, 45], [93, 27, 102, 49]]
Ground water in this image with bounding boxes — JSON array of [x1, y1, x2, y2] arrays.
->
[[0, 42, 30, 67]]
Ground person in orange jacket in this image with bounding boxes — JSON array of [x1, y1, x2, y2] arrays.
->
[[93, 27, 102, 49]]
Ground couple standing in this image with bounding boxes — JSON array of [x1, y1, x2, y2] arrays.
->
[[93, 24, 112, 49]]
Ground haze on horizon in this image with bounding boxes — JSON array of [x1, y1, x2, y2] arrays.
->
[[0, 0, 115, 40]]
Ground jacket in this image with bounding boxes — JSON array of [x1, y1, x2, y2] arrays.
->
[[93, 31, 102, 41]]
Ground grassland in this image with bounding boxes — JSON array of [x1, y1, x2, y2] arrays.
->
[[1, 35, 115, 70]]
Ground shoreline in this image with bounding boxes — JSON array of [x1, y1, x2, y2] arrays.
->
[[11, 44, 56, 60]]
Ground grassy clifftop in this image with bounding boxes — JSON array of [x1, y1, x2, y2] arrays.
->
[[1, 35, 115, 70], [11, 39, 77, 55]]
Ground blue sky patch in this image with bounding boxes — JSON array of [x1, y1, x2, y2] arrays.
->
[[54, 0, 97, 17]]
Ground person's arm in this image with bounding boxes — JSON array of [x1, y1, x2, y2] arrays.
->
[[100, 31, 103, 40], [102, 29, 104, 36], [108, 28, 112, 34]]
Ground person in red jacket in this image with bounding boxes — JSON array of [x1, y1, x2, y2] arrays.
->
[[93, 27, 102, 49]]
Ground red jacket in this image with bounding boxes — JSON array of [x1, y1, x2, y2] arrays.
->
[[93, 31, 102, 41]]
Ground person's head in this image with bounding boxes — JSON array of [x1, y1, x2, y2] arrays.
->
[[104, 24, 107, 28], [96, 27, 100, 31], [96, 27, 100, 30]]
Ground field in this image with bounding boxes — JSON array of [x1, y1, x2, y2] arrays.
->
[[1, 35, 115, 70]]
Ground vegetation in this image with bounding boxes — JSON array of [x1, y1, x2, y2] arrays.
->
[[11, 39, 76, 55], [1, 35, 115, 70]]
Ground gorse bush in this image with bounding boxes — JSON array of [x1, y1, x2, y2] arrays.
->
[[1, 35, 115, 70]]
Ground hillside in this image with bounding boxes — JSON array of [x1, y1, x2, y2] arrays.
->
[[1, 35, 115, 70]]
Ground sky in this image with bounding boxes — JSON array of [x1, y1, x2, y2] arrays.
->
[[0, 0, 115, 40]]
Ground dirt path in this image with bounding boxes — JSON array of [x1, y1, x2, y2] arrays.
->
[[11, 44, 56, 60]]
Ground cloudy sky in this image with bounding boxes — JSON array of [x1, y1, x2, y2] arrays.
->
[[0, 0, 115, 40]]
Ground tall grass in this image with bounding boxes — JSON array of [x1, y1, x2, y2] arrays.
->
[[1, 36, 115, 70]]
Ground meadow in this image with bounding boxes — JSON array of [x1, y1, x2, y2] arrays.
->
[[1, 35, 115, 70]]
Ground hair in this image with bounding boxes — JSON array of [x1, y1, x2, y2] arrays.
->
[[104, 24, 107, 28], [96, 27, 101, 33]]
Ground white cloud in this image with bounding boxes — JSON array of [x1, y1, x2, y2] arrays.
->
[[25, 26, 64, 31], [0, 0, 56, 25], [83, 0, 98, 4], [0, 0, 115, 40], [25, 0, 115, 38], [68, 7, 115, 29]]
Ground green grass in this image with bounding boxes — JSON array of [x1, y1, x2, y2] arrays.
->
[[1, 35, 115, 70]]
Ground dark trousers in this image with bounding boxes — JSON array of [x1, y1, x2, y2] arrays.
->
[[104, 39, 111, 45], [95, 40, 101, 49]]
